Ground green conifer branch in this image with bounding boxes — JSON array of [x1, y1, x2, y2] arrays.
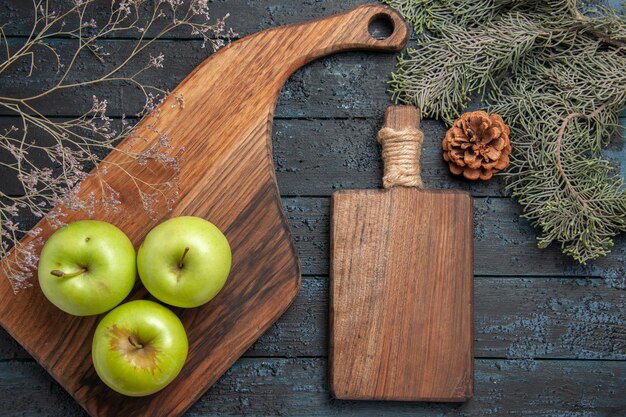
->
[[385, 0, 626, 263]]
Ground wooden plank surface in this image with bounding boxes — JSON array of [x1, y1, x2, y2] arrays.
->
[[3, 115, 622, 199], [281, 197, 626, 278], [0, 39, 399, 119], [0, 118, 508, 197], [1, 0, 367, 39], [1, 359, 625, 417], [1, 0, 625, 415], [8, 196, 626, 278], [2, 276, 624, 361]]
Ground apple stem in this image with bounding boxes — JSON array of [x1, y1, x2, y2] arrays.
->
[[128, 335, 143, 349], [178, 247, 190, 269], [50, 267, 87, 279]]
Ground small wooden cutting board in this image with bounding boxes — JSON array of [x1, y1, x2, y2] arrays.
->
[[0, 5, 409, 416], [330, 106, 474, 401]]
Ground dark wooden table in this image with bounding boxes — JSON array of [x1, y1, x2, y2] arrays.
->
[[1, 1, 625, 416]]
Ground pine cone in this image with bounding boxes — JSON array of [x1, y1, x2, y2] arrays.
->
[[442, 111, 512, 181]]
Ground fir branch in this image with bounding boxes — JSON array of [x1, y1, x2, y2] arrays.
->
[[385, 0, 626, 263], [389, 11, 586, 124]]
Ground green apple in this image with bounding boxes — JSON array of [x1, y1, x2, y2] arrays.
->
[[92, 300, 188, 396], [38, 220, 136, 316], [137, 216, 231, 308]]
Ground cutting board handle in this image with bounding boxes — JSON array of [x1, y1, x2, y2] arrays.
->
[[378, 106, 424, 189], [281, 3, 410, 60], [225, 3, 410, 90]]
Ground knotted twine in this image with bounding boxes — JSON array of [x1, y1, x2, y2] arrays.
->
[[377, 126, 424, 189]]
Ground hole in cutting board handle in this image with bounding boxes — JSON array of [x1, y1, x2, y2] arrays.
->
[[368, 13, 395, 40]]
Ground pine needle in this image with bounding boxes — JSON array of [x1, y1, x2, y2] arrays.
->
[[385, 0, 626, 263]]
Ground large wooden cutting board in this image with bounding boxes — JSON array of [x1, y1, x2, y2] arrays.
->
[[0, 5, 408, 416]]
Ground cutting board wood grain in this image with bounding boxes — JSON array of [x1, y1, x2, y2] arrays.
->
[[0, 5, 409, 416], [329, 106, 474, 402]]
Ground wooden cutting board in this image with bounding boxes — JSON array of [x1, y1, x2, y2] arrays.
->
[[0, 5, 408, 416], [329, 106, 474, 401]]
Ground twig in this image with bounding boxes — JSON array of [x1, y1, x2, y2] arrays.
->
[[554, 104, 607, 212]]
